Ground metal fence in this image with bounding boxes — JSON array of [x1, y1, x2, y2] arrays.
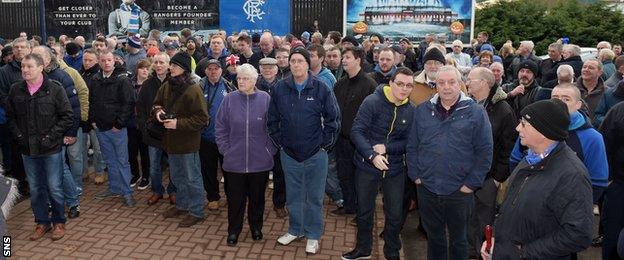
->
[[0, 0, 41, 40], [291, 0, 343, 38]]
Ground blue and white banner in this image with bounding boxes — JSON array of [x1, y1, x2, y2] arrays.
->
[[219, 0, 290, 35]]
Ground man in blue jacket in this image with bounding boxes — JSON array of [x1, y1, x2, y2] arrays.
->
[[342, 67, 415, 260], [269, 48, 340, 255], [407, 66, 493, 260]]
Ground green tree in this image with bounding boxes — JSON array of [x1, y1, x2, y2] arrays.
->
[[475, 0, 624, 54]]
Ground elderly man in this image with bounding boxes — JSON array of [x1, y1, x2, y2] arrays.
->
[[599, 48, 616, 81], [490, 62, 506, 85], [556, 64, 576, 84], [543, 44, 584, 88], [509, 41, 541, 82], [411, 47, 468, 105], [446, 40, 472, 75], [504, 60, 550, 119], [269, 48, 340, 254], [466, 67, 517, 257], [605, 56, 624, 89], [408, 66, 493, 260], [576, 59, 606, 121], [482, 99, 593, 259], [597, 41, 612, 53], [539, 43, 563, 84], [250, 32, 276, 70]]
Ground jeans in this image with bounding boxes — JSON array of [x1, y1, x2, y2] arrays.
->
[[224, 171, 268, 235], [199, 139, 222, 202], [169, 152, 205, 218], [325, 150, 343, 203], [61, 146, 80, 207], [417, 185, 474, 260], [149, 146, 176, 195], [84, 129, 106, 173], [335, 136, 357, 213], [22, 151, 66, 224], [281, 149, 328, 240], [602, 180, 624, 260], [128, 127, 149, 180], [66, 129, 86, 194], [96, 128, 132, 196], [356, 168, 405, 258]]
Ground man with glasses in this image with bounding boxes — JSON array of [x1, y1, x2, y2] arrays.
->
[[342, 67, 415, 260], [407, 66, 493, 260]]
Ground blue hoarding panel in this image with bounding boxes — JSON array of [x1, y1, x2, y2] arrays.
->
[[219, 0, 290, 35]]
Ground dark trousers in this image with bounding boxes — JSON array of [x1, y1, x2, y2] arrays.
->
[[602, 180, 624, 260], [128, 127, 149, 180], [9, 140, 28, 192], [335, 136, 357, 213], [0, 124, 11, 170], [199, 139, 222, 202], [417, 185, 474, 260], [468, 178, 498, 256], [356, 169, 405, 258], [224, 171, 268, 235], [271, 153, 286, 208]]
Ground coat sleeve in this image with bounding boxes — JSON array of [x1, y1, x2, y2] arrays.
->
[[463, 107, 494, 191], [386, 107, 413, 155], [406, 108, 421, 181], [175, 86, 208, 131], [593, 93, 610, 127], [57, 73, 80, 138], [321, 86, 341, 150], [51, 85, 75, 142], [350, 97, 376, 162], [114, 77, 136, 128], [139, 11, 151, 37], [267, 88, 283, 149], [492, 107, 518, 183], [599, 107, 621, 180], [214, 94, 230, 155], [520, 169, 593, 258], [5, 85, 21, 139], [68, 68, 89, 122], [582, 131, 610, 186]]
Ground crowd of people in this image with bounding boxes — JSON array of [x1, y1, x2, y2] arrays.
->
[[0, 28, 623, 259]]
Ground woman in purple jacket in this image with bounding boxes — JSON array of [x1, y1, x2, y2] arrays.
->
[[215, 63, 276, 246]]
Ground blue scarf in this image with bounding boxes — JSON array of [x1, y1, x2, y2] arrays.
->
[[374, 64, 397, 77], [524, 142, 559, 166], [568, 111, 585, 131], [120, 3, 141, 34]]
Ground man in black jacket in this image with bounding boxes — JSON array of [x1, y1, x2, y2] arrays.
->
[[89, 50, 136, 207], [503, 60, 550, 120], [466, 67, 517, 257], [599, 101, 624, 260], [332, 47, 377, 218], [481, 99, 593, 259], [136, 52, 176, 206], [6, 53, 73, 241]]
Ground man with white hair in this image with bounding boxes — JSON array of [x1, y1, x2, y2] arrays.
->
[[599, 48, 616, 80], [509, 40, 541, 82], [539, 42, 562, 84], [408, 65, 493, 260], [557, 64, 575, 84], [490, 62, 506, 85], [605, 55, 624, 89], [597, 41, 612, 53], [446, 40, 472, 74], [542, 44, 584, 88]]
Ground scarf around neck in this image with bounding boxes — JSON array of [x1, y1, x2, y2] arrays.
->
[[120, 3, 141, 34]]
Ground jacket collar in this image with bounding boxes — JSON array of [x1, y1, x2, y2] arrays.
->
[[429, 91, 472, 105]]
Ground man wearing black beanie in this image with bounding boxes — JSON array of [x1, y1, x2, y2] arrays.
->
[[481, 99, 593, 259], [503, 59, 550, 119]]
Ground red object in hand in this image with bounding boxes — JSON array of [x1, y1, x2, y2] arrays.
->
[[226, 54, 240, 67], [485, 225, 493, 252]]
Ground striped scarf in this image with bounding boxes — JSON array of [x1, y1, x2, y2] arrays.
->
[[120, 3, 141, 34]]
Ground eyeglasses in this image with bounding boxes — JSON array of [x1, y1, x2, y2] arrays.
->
[[394, 81, 414, 90]]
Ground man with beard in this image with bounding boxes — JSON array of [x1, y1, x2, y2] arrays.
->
[[504, 60, 550, 120], [368, 48, 396, 85]]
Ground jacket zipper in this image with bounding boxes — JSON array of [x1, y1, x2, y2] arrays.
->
[[245, 94, 249, 173], [383, 106, 398, 178], [511, 175, 530, 206]]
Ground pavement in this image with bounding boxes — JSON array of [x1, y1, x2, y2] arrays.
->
[[6, 170, 601, 259]]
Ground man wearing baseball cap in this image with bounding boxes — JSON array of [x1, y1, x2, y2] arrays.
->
[[269, 48, 340, 254], [482, 99, 593, 259]]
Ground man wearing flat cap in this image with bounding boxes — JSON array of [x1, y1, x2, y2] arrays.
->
[[481, 99, 593, 259], [503, 59, 551, 119]]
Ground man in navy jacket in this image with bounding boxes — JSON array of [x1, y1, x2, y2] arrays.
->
[[268, 48, 340, 254], [407, 66, 493, 260]]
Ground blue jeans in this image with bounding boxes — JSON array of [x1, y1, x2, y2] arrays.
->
[[281, 149, 328, 240], [22, 151, 66, 224], [96, 128, 132, 196], [66, 129, 86, 194], [417, 185, 474, 260], [61, 146, 80, 207], [84, 129, 106, 173], [325, 150, 343, 203], [356, 169, 405, 258], [149, 146, 176, 195], [169, 152, 205, 218]]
